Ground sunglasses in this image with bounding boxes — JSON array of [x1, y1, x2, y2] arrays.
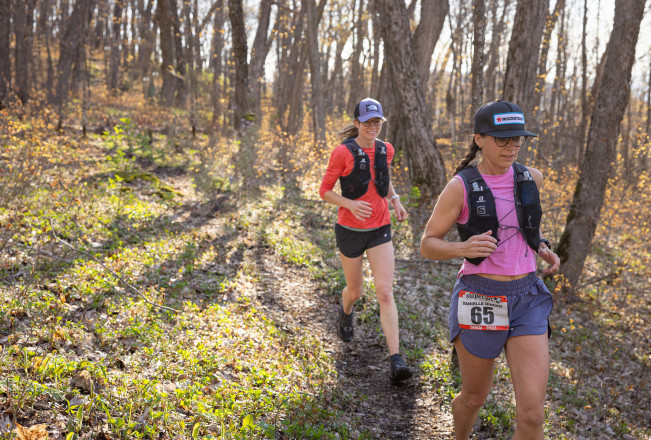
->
[[360, 119, 384, 127], [494, 136, 527, 147]]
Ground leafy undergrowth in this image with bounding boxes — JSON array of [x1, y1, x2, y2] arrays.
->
[[1, 102, 650, 439]]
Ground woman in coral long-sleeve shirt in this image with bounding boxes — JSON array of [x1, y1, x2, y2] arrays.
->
[[319, 98, 412, 383]]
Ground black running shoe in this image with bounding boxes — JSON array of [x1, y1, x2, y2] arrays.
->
[[336, 305, 354, 342], [390, 353, 413, 382]]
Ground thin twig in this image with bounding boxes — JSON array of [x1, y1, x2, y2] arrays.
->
[[575, 273, 618, 289], [6, 239, 71, 263], [49, 220, 179, 313]]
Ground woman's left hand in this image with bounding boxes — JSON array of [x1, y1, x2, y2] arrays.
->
[[393, 199, 408, 222], [539, 244, 560, 275]]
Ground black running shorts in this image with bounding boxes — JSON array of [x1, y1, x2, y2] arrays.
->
[[334, 223, 392, 258]]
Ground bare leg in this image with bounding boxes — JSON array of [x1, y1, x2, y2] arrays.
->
[[451, 336, 496, 440], [505, 334, 549, 440], [339, 252, 364, 314], [365, 241, 401, 354]]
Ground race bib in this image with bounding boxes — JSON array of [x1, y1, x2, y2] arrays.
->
[[458, 290, 509, 330]]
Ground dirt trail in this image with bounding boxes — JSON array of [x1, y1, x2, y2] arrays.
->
[[246, 246, 455, 439], [168, 167, 457, 439]]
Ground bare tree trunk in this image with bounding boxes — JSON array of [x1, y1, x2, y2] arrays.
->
[[55, 0, 96, 125], [93, 0, 108, 48], [502, 0, 549, 141], [327, 37, 347, 112], [136, 0, 155, 97], [622, 98, 632, 181], [0, 0, 10, 108], [182, 0, 197, 136], [377, 0, 447, 200], [13, 0, 37, 105], [578, 0, 589, 163], [248, 0, 273, 121], [275, 2, 302, 128], [171, 0, 186, 106], [532, 0, 565, 138], [210, 0, 226, 133], [470, 0, 486, 115], [156, 0, 176, 105], [347, 0, 366, 112], [228, 0, 248, 132], [484, 0, 511, 101], [413, 0, 449, 89], [305, 0, 326, 149], [107, 0, 123, 94], [556, 0, 645, 294], [36, 0, 55, 96], [370, 6, 382, 98]]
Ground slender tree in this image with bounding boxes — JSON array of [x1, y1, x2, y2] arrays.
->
[[347, 0, 366, 114], [484, 0, 511, 102], [578, 0, 589, 162], [155, 0, 177, 105], [0, 0, 10, 108], [135, 0, 155, 97], [55, 0, 96, 124], [210, 0, 226, 133], [470, 0, 486, 114], [107, 0, 124, 94], [413, 0, 449, 90], [306, 0, 326, 148], [502, 0, 549, 137], [248, 0, 273, 121], [228, 0, 248, 131], [13, 0, 38, 105], [532, 0, 565, 136], [376, 0, 447, 200], [556, 0, 646, 294]]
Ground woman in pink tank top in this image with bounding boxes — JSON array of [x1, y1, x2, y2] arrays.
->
[[420, 101, 560, 440]]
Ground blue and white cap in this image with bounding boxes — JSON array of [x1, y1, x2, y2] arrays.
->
[[474, 100, 537, 137], [354, 98, 385, 122]]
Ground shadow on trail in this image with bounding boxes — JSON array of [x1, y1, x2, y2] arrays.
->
[[264, 192, 427, 438]]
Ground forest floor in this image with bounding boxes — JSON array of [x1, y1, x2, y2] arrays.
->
[[1, 111, 649, 439]]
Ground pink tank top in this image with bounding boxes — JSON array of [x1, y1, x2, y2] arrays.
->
[[454, 166, 537, 276]]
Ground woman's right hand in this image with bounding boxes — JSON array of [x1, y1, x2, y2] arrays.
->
[[348, 200, 373, 220], [460, 230, 498, 259]]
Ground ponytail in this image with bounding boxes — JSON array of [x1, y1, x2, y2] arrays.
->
[[454, 138, 481, 175], [338, 123, 358, 143]]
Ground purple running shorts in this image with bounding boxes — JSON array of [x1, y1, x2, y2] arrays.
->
[[449, 272, 553, 359]]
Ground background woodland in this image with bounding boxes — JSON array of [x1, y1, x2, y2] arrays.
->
[[0, 0, 650, 439]]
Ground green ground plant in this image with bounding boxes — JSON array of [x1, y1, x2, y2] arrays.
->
[[0, 95, 649, 439]]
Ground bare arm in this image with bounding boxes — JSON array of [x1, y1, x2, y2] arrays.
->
[[387, 181, 407, 222], [420, 178, 498, 261]]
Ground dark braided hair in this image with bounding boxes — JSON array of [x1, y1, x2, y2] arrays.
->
[[454, 137, 482, 175]]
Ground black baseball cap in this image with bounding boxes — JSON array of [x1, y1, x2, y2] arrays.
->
[[474, 100, 538, 137]]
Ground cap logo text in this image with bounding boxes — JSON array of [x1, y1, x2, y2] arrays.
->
[[365, 104, 379, 112], [494, 112, 525, 125]]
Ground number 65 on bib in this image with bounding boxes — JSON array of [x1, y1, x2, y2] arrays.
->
[[458, 290, 509, 331]]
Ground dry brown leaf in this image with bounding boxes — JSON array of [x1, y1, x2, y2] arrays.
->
[[13, 422, 49, 440], [71, 370, 93, 392]]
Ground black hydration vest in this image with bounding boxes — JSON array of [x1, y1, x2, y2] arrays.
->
[[339, 138, 390, 199], [456, 163, 543, 265]]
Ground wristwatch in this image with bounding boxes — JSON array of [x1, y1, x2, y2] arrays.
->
[[390, 194, 400, 202], [539, 238, 551, 249]]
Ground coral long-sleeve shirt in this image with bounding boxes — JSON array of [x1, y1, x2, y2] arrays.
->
[[319, 140, 395, 229]]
